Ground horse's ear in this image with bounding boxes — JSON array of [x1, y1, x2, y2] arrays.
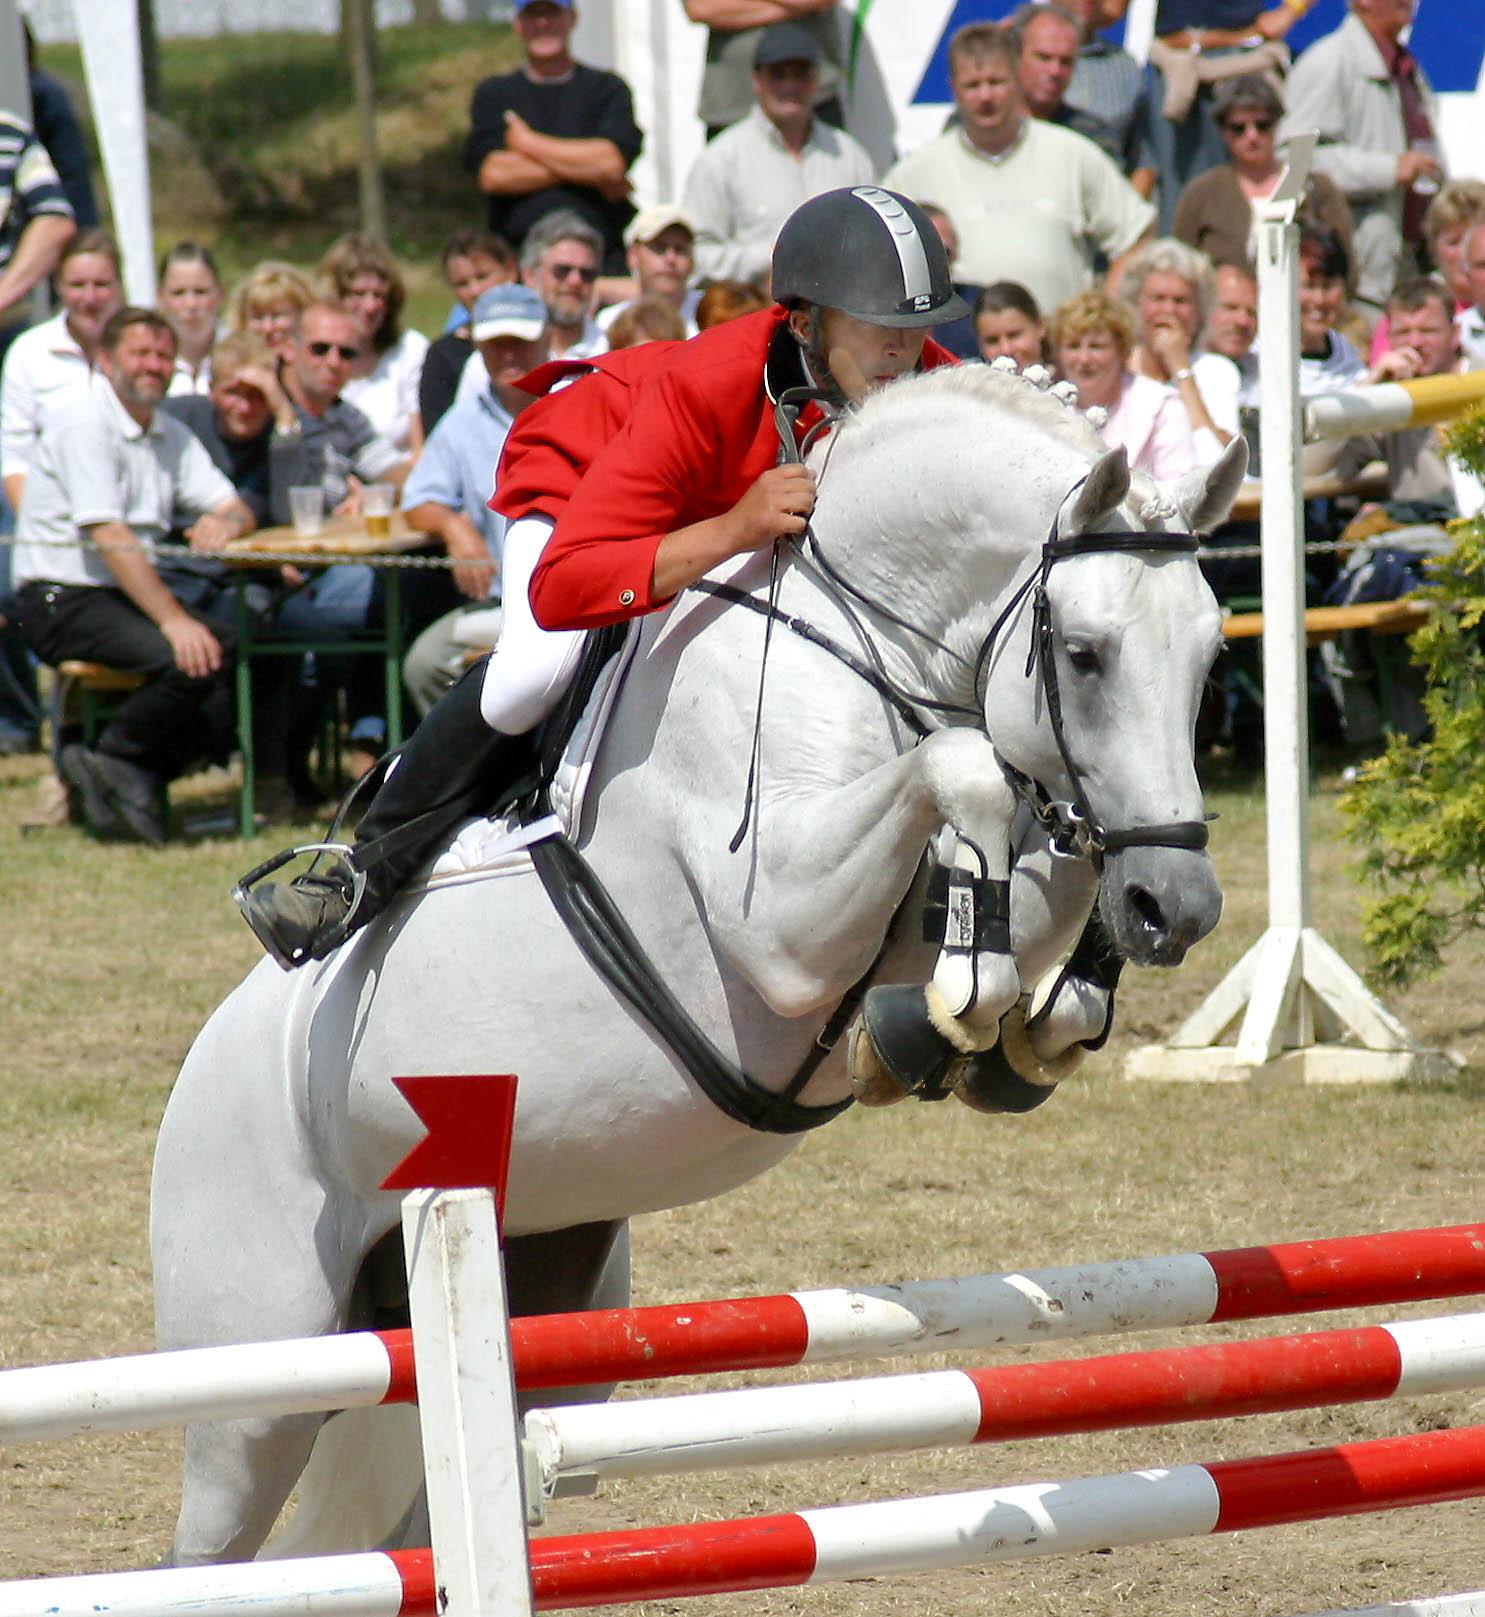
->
[[1172, 436, 1248, 534], [1066, 447, 1130, 530]]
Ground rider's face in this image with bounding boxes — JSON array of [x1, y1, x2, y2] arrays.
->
[[793, 307, 927, 393]]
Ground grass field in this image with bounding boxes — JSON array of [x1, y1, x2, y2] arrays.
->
[[3, 742, 1484, 1608]]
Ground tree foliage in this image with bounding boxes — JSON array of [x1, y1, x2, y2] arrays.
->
[[1342, 403, 1485, 986]]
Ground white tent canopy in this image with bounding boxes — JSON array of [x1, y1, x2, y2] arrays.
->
[[1, 0, 153, 305]]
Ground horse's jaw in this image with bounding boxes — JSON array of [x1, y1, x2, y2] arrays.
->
[[1098, 845, 1223, 967]]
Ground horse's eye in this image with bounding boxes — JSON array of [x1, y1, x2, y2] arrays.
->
[[1065, 642, 1101, 675]]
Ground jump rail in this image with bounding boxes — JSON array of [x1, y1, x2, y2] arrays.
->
[[523, 1308, 1485, 1489], [5, 1222, 1482, 1445], [3, 1424, 1484, 1616]]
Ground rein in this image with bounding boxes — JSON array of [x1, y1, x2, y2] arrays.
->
[[711, 433, 1211, 865]]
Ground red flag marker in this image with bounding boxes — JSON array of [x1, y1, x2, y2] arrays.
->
[[380, 1074, 518, 1219]]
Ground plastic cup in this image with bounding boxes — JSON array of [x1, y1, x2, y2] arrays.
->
[[363, 482, 395, 540], [288, 485, 324, 538]]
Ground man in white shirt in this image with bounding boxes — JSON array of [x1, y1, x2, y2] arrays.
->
[[11, 307, 255, 843], [683, 21, 876, 288], [883, 20, 1152, 315]]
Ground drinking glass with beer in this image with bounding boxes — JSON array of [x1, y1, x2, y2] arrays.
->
[[363, 482, 395, 539]]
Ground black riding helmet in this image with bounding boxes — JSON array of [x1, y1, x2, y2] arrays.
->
[[772, 186, 969, 328]]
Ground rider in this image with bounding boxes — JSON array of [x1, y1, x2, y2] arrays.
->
[[238, 187, 967, 968]]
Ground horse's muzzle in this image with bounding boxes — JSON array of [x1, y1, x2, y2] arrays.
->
[[1099, 846, 1222, 967]]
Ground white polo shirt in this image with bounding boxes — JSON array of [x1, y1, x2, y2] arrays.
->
[[12, 382, 236, 590], [0, 310, 105, 486]]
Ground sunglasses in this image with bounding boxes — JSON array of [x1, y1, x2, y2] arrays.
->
[[549, 263, 598, 283], [308, 339, 360, 360], [1224, 117, 1275, 134]]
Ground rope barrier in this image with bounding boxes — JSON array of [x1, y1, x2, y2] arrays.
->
[[0, 534, 1362, 567]]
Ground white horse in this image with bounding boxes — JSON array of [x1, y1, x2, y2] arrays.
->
[[152, 364, 1244, 1564]]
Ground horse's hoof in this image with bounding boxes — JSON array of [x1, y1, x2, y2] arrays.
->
[[954, 1004, 1085, 1115], [859, 983, 970, 1101], [846, 1019, 913, 1106], [954, 1042, 1059, 1114]]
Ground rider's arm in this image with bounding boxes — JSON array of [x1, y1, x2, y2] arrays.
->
[[528, 330, 788, 630]]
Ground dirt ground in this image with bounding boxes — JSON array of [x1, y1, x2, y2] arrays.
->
[[2, 752, 1484, 1612]]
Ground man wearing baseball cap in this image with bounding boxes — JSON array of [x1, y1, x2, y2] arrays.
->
[[597, 205, 702, 338], [462, 0, 642, 275], [397, 283, 550, 713], [683, 21, 877, 287]]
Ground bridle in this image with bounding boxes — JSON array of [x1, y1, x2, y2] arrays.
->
[[697, 427, 1211, 869], [974, 518, 1211, 864]]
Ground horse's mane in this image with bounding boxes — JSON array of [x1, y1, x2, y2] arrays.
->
[[835, 364, 1192, 529], [841, 361, 1108, 461]]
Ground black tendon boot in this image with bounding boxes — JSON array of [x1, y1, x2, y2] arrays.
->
[[235, 664, 530, 968]]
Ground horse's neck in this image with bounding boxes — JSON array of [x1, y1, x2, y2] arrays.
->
[[799, 449, 1069, 706]]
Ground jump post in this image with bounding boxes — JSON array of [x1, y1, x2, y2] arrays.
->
[[3, 1201, 1485, 1615], [1125, 131, 1461, 1085]]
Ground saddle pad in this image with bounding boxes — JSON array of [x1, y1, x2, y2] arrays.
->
[[427, 622, 642, 881]]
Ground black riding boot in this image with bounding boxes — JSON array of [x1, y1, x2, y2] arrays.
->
[[236, 663, 528, 968]]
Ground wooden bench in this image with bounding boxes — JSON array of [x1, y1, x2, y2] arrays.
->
[[1218, 599, 1431, 744], [1221, 598, 1430, 644]]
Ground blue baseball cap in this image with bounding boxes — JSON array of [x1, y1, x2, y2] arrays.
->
[[471, 283, 547, 343]]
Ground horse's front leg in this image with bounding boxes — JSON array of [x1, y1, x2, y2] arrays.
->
[[842, 730, 1034, 1103], [712, 728, 1020, 1017]]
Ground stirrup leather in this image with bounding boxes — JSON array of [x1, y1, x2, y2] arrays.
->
[[231, 842, 368, 969]]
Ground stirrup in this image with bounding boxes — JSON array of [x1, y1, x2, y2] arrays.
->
[[231, 842, 368, 970]]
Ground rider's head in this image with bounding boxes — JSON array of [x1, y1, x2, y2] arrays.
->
[[771, 187, 969, 399]]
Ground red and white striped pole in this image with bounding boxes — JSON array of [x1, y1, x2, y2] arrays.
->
[[524, 1309, 1485, 1486], [525, 1424, 1485, 1608], [4, 1224, 1484, 1445], [509, 1222, 1485, 1388], [3, 1427, 1485, 1615]]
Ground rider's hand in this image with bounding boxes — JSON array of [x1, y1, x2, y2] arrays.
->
[[726, 465, 817, 553], [161, 613, 223, 680]]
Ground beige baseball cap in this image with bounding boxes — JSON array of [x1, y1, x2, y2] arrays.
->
[[624, 205, 698, 249]]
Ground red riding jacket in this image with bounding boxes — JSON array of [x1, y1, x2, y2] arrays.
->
[[492, 307, 956, 632]]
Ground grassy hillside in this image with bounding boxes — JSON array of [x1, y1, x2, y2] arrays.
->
[[36, 22, 523, 327]]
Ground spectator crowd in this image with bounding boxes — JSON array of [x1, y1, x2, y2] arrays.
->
[[0, 0, 1476, 842]]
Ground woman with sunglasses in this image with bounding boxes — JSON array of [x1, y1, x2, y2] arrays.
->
[[238, 187, 968, 969], [1172, 75, 1356, 284]]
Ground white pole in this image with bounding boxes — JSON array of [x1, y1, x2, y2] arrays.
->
[[1124, 133, 1450, 1083], [71, 0, 154, 305], [402, 1188, 533, 1617], [0, 1333, 399, 1444]]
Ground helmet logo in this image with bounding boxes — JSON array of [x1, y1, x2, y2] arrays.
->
[[910, 293, 934, 311]]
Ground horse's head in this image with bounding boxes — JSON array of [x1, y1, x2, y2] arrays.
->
[[985, 434, 1246, 965], [809, 368, 1243, 966]]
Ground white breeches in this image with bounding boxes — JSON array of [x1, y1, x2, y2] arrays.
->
[[478, 514, 587, 736]]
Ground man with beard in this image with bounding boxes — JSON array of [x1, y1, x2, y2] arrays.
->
[[10, 308, 255, 843]]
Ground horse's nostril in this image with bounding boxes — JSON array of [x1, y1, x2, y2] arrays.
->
[[1129, 885, 1166, 936]]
